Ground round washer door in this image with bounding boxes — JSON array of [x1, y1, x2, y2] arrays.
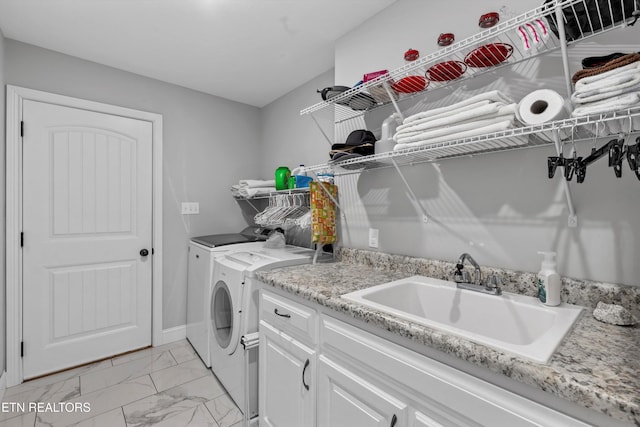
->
[[211, 280, 240, 355]]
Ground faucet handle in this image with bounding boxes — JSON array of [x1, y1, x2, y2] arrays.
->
[[453, 268, 471, 283], [453, 270, 463, 283], [486, 274, 501, 289], [460, 270, 472, 284]]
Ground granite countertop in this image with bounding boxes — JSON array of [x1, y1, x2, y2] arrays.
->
[[256, 249, 640, 426]]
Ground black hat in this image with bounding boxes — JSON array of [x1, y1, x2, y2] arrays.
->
[[329, 130, 376, 160]]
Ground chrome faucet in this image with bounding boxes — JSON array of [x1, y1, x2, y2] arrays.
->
[[453, 253, 502, 296]]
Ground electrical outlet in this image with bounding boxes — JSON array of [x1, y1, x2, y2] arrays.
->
[[368, 228, 379, 248], [181, 202, 199, 215]]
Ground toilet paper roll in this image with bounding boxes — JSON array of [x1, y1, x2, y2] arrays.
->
[[517, 89, 571, 141]]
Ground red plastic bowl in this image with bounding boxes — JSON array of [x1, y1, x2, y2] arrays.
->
[[392, 75, 428, 93], [437, 33, 455, 47], [464, 43, 513, 68], [479, 12, 500, 28], [426, 61, 467, 82], [404, 48, 420, 62]]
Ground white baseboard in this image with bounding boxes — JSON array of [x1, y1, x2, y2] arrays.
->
[[160, 325, 186, 345], [0, 371, 7, 403]]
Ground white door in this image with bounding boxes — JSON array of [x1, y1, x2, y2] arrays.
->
[[259, 321, 315, 427], [317, 355, 407, 427], [21, 100, 153, 379]]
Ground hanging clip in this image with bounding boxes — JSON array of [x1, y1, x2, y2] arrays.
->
[[626, 137, 640, 180], [608, 139, 626, 178], [547, 154, 565, 178], [576, 158, 588, 183], [564, 151, 582, 181]]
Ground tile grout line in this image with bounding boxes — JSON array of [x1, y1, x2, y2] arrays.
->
[[203, 399, 222, 427]]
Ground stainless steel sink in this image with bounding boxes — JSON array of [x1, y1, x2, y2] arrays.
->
[[341, 276, 583, 363]]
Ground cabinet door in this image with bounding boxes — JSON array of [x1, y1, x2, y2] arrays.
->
[[318, 355, 407, 427], [259, 320, 315, 427]]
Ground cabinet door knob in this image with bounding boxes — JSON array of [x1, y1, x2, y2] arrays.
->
[[390, 414, 397, 427], [274, 308, 291, 318], [302, 358, 310, 391]]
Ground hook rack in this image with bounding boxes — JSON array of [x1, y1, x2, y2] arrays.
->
[[254, 190, 311, 228], [549, 135, 640, 183]]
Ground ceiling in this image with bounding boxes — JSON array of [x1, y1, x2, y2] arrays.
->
[[0, 0, 397, 107]]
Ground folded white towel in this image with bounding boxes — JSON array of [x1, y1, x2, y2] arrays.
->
[[395, 104, 517, 139], [395, 112, 516, 145], [574, 61, 640, 89], [572, 78, 640, 104], [571, 91, 640, 116], [394, 119, 515, 150], [401, 91, 514, 125], [232, 186, 276, 198], [396, 100, 493, 132], [238, 179, 276, 188]]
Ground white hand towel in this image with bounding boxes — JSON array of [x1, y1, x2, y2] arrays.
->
[[395, 112, 516, 145], [396, 100, 493, 132], [571, 91, 640, 116], [574, 64, 640, 93], [238, 179, 276, 188], [394, 119, 515, 150], [572, 78, 640, 104], [395, 103, 516, 138], [574, 61, 640, 89], [401, 91, 514, 125], [239, 187, 276, 198]]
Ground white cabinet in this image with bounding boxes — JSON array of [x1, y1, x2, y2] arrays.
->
[[259, 321, 315, 427], [258, 289, 593, 427], [318, 355, 407, 427], [259, 290, 317, 427]]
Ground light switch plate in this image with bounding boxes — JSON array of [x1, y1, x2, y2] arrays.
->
[[368, 228, 379, 248], [181, 202, 199, 215]]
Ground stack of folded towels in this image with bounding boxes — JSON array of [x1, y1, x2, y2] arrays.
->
[[231, 179, 276, 198], [571, 53, 640, 118], [392, 91, 518, 149]]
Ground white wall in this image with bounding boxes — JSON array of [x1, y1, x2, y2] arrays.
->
[[4, 39, 262, 329], [0, 28, 6, 372], [259, 69, 334, 179], [332, 0, 640, 286]]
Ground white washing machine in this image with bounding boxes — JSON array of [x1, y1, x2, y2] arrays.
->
[[210, 246, 319, 423], [186, 228, 270, 366]]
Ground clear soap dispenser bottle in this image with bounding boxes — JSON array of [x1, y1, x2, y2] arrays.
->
[[537, 251, 561, 306]]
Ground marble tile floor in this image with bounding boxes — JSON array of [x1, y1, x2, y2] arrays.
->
[[0, 340, 244, 427]]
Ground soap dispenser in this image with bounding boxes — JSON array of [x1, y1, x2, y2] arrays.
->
[[537, 251, 561, 306]]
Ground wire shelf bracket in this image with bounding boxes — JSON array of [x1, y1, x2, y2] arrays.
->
[[391, 158, 430, 223], [552, 128, 579, 227]]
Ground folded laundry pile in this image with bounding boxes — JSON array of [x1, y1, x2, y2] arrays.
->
[[571, 53, 640, 119], [392, 91, 518, 149], [231, 179, 276, 198]]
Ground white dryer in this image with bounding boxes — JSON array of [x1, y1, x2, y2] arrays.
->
[[210, 246, 319, 423], [186, 234, 267, 367]]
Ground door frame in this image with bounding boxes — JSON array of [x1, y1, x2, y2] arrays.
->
[[5, 85, 164, 386]]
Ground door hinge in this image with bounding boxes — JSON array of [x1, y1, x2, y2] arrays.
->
[[20, 121, 24, 138], [21, 341, 24, 358], [20, 232, 24, 247]]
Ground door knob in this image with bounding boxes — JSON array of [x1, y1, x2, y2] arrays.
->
[[140, 249, 149, 257]]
